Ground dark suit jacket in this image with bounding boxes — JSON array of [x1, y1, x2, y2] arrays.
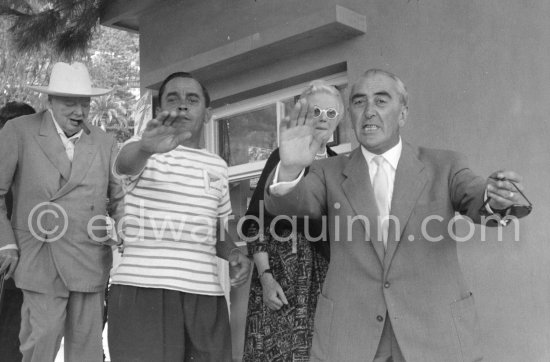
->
[[0, 111, 124, 295], [265, 142, 486, 362]]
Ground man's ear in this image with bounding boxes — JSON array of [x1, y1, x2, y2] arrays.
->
[[204, 108, 212, 124], [398, 105, 408, 127]]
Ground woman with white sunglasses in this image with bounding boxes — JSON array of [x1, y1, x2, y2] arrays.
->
[[242, 80, 345, 361]]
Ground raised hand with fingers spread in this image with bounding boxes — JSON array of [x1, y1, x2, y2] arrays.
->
[[138, 110, 193, 154], [278, 99, 323, 182]]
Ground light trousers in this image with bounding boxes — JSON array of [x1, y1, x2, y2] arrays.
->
[[19, 289, 104, 362]]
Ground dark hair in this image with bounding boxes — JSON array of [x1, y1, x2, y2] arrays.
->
[[0, 101, 36, 128], [158, 72, 211, 108]]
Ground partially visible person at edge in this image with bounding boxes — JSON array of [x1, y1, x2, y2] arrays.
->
[[0, 101, 36, 362], [107, 71, 251, 362], [242, 80, 345, 361], [0, 62, 124, 362]]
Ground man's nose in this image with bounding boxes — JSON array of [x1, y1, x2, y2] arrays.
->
[[177, 104, 189, 111], [364, 105, 376, 119], [73, 104, 84, 116]]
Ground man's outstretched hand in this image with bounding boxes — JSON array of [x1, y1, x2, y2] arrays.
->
[[139, 110, 192, 154]]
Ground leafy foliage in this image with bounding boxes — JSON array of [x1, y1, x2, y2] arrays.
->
[[133, 90, 153, 137], [86, 25, 140, 138], [0, 17, 54, 107], [89, 92, 128, 129], [0, 0, 107, 58]]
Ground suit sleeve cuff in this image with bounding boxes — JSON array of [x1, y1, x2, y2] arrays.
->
[[483, 189, 494, 214], [268, 162, 305, 196], [483, 189, 511, 226], [0, 244, 18, 252]]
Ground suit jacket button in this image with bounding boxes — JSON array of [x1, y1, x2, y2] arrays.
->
[[376, 315, 384, 322], [91, 205, 94, 210], [384, 282, 390, 288]]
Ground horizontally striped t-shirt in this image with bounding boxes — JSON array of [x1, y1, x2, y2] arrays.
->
[[111, 139, 231, 296]]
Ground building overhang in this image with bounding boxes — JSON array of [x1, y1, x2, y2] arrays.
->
[[100, 0, 157, 33], [100, 1, 366, 90], [142, 5, 366, 89]]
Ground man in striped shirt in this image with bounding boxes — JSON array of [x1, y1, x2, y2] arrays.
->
[[108, 72, 251, 362]]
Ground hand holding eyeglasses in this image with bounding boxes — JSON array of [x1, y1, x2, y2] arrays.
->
[[481, 170, 532, 218]]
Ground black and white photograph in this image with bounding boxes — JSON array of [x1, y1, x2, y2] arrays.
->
[[0, 1, 548, 361]]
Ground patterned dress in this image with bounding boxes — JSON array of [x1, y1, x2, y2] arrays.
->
[[242, 148, 334, 362]]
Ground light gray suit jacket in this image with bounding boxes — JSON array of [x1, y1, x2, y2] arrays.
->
[[0, 111, 123, 295], [265, 143, 487, 362]]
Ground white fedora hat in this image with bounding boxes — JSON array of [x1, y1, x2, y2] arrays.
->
[[28, 62, 111, 97]]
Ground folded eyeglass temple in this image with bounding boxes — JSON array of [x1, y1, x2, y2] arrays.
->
[[488, 177, 532, 207]]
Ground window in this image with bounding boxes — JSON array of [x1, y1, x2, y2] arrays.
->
[[205, 73, 351, 246], [205, 72, 351, 182], [218, 103, 279, 167]]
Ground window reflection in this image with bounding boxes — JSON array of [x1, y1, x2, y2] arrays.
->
[[218, 104, 278, 167], [216, 80, 350, 168]]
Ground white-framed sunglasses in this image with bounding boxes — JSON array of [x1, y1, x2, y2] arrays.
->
[[312, 106, 339, 120]]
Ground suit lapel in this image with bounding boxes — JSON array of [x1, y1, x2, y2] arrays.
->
[[342, 148, 385, 265], [34, 112, 72, 182], [52, 130, 98, 201], [384, 143, 427, 269]]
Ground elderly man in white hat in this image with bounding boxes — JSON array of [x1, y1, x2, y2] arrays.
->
[[0, 62, 124, 362]]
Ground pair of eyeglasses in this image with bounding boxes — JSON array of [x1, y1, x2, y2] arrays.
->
[[312, 106, 339, 120], [479, 177, 532, 218]]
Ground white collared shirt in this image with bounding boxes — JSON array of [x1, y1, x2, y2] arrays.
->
[[271, 139, 403, 197], [49, 109, 82, 161], [361, 138, 402, 208]]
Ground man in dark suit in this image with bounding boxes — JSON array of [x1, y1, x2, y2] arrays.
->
[[0, 62, 124, 362], [264, 69, 527, 362], [0, 101, 36, 362]]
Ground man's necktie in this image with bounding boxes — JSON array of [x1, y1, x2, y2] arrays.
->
[[66, 137, 78, 162], [373, 155, 390, 248]]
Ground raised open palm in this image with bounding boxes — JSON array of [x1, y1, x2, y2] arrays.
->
[[278, 99, 322, 181], [140, 110, 192, 154]]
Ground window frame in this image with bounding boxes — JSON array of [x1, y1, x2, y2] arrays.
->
[[205, 72, 349, 182]]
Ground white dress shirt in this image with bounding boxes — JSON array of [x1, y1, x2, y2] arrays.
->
[[49, 109, 82, 161], [270, 139, 403, 198], [361, 139, 402, 209]]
